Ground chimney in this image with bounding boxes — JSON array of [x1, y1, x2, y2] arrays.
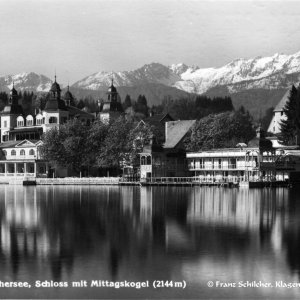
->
[[165, 121, 173, 141]]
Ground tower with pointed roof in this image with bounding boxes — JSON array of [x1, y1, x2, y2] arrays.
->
[[267, 89, 290, 134], [98, 79, 123, 124], [0, 84, 24, 142], [64, 85, 74, 106], [42, 76, 69, 131]]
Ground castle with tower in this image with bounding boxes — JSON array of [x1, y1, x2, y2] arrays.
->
[[0, 76, 123, 178]]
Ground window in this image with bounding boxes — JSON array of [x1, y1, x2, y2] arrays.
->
[[36, 118, 43, 125], [20, 149, 25, 156], [141, 156, 146, 165], [146, 156, 151, 165], [230, 158, 236, 169], [49, 117, 58, 124], [4, 121, 7, 127], [3, 150, 7, 156], [218, 159, 222, 169], [11, 150, 16, 156], [29, 149, 35, 156]]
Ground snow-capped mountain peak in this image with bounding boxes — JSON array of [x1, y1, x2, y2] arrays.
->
[[0, 72, 52, 93], [72, 51, 300, 94]]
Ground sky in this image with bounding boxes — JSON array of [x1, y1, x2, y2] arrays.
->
[[1, 0, 300, 85]]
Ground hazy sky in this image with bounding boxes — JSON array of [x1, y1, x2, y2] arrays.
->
[[1, 0, 300, 85]]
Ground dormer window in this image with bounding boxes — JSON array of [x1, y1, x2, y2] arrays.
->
[[17, 116, 24, 127], [26, 115, 34, 126]]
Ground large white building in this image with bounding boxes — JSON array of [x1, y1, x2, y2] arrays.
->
[[186, 128, 300, 183], [0, 78, 95, 179]]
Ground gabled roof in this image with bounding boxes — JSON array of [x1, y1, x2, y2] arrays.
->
[[0, 139, 40, 149], [274, 89, 290, 112], [144, 113, 173, 126], [1, 104, 24, 115], [164, 120, 196, 149], [67, 105, 95, 118], [15, 140, 38, 147]]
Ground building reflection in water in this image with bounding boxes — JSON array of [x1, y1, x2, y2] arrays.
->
[[0, 185, 299, 298]]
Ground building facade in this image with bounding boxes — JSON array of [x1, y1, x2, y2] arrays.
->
[[98, 79, 123, 124], [186, 129, 300, 183], [0, 78, 95, 179], [140, 119, 196, 179]]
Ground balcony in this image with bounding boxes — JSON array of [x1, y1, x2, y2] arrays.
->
[[188, 164, 256, 171]]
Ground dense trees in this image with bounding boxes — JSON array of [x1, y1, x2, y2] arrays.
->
[[279, 85, 300, 145], [123, 94, 132, 110], [40, 119, 89, 172], [153, 95, 234, 120], [0, 88, 235, 123], [185, 110, 255, 151], [40, 116, 153, 175], [41, 106, 256, 175], [0, 92, 8, 111]]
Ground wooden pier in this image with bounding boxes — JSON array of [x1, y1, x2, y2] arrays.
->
[[0, 176, 292, 188], [140, 177, 239, 187]]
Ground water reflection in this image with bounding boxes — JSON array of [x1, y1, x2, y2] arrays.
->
[[0, 185, 299, 298]]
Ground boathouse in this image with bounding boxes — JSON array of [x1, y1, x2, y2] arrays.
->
[[186, 127, 300, 183], [140, 119, 196, 179]]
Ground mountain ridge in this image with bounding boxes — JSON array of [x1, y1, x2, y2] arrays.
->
[[1, 51, 300, 118]]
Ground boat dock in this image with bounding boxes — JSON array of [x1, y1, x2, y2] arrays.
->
[[0, 176, 293, 188]]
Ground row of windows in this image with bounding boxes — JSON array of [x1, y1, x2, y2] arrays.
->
[[17, 118, 45, 127], [3, 149, 35, 156], [4, 116, 93, 128]]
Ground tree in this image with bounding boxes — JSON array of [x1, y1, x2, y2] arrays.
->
[[185, 110, 255, 151], [84, 120, 109, 169], [158, 95, 234, 120], [279, 85, 300, 145], [96, 117, 134, 169], [35, 93, 49, 111], [40, 119, 89, 172], [0, 92, 8, 111], [123, 94, 132, 110], [134, 95, 148, 116], [77, 99, 85, 109]]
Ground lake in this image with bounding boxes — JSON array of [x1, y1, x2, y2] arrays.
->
[[0, 185, 300, 299]]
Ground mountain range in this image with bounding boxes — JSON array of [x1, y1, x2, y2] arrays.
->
[[2, 51, 300, 117]]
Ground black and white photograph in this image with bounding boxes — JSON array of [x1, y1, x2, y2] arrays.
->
[[1, 0, 300, 299]]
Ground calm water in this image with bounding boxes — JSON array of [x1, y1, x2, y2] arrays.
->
[[0, 185, 300, 299]]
